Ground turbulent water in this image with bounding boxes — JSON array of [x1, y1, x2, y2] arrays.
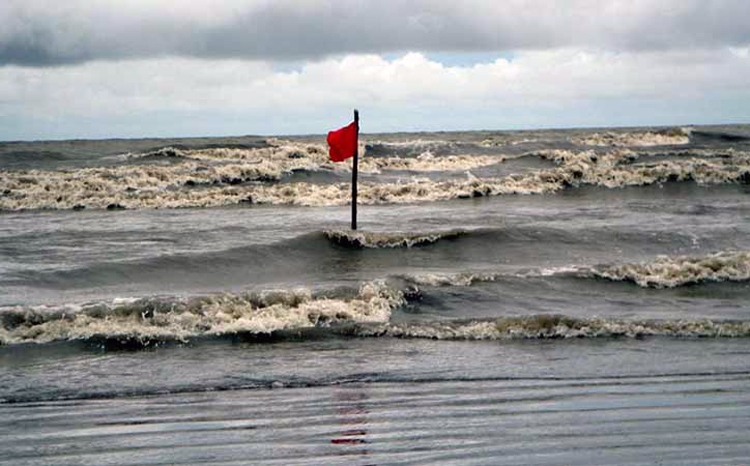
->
[[2, 125, 750, 465]]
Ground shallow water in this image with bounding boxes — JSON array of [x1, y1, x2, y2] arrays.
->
[[2, 338, 750, 465]]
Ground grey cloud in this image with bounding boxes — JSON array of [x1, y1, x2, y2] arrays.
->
[[2, 0, 750, 66]]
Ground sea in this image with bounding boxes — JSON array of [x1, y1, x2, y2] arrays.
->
[[1, 124, 750, 465]]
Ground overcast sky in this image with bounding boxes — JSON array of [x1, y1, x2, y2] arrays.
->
[[1, 0, 749, 140]]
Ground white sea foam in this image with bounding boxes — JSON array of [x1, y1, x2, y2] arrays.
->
[[364, 139, 456, 151], [2, 144, 750, 211], [480, 137, 540, 147], [358, 152, 503, 174], [401, 271, 501, 287], [400, 266, 581, 288], [325, 229, 467, 249], [0, 141, 333, 210], [587, 251, 750, 288], [3, 265, 750, 346], [360, 316, 750, 340], [571, 129, 690, 147], [402, 251, 750, 289], [0, 281, 403, 345], [247, 151, 750, 207]]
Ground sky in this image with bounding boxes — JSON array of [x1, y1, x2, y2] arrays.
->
[[1, 0, 749, 141]]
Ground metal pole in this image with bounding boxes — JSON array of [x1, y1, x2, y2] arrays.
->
[[352, 109, 359, 230]]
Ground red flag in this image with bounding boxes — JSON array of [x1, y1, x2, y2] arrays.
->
[[327, 121, 358, 162]]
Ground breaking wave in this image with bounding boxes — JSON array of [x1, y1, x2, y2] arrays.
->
[[126, 139, 328, 164], [363, 139, 461, 157], [400, 271, 503, 287], [392, 246, 750, 292], [2, 143, 750, 210], [587, 251, 750, 288], [0, 281, 402, 346], [4, 250, 750, 347], [358, 315, 750, 340], [402, 251, 750, 289], [358, 152, 503, 174], [0, 141, 514, 210], [479, 137, 541, 147], [5, 289, 750, 347], [325, 229, 468, 249], [399, 266, 582, 288], [571, 128, 690, 147], [0, 141, 332, 211], [131, 141, 502, 174]]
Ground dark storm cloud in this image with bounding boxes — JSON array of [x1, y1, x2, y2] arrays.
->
[[2, 0, 749, 66]]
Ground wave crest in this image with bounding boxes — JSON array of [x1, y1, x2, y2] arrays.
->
[[402, 251, 750, 289], [571, 129, 690, 147], [0, 281, 403, 346], [3, 145, 750, 210], [359, 153, 503, 174], [325, 229, 467, 249], [588, 251, 750, 288], [361, 315, 750, 340], [363, 139, 459, 157]]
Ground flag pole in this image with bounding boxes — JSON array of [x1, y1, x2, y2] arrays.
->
[[352, 109, 359, 230]]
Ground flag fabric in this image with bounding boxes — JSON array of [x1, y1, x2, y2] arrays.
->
[[327, 121, 358, 162]]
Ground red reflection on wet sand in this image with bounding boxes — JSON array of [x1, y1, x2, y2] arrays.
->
[[330, 386, 371, 453]]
